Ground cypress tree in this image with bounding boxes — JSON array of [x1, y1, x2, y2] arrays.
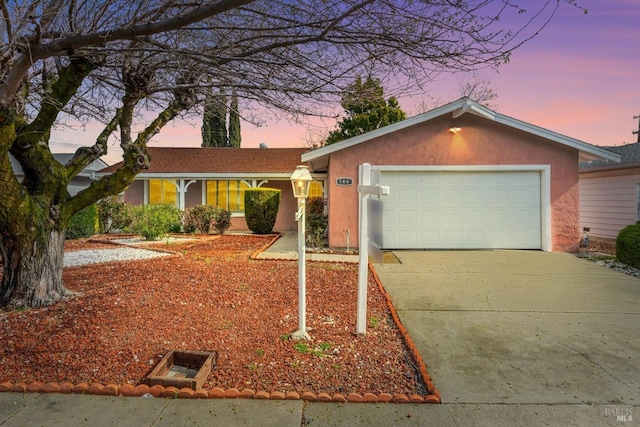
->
[[228, 91, 241, 147], [201, 90, 228, 147]]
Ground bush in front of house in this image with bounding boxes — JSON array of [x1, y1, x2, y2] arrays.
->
[[244, 188, 281, 234], [183, 205, 232, 234], [616, 222, 640, 268], [183, 205, 215, 234], [97, 195, 130, 233], [66, 204, 99, 240], [127, 204, 182, 240], [211, 207, 232, 235], [306, 197, 327, 248]]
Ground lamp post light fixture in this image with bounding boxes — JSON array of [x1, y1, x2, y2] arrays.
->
[[290, 165, 313, 341]]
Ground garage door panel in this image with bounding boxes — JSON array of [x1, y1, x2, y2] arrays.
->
[[465, 230, 487, 247], [396, 188, 418, 203], [419, 188, 440, 203], [440, 210, 464, 227], [442, 191, 463, 206], [509, 188, 539, 205], [464, 210, 487, 227], [381, 170, 542, 249], [465, 191, 490, 206]]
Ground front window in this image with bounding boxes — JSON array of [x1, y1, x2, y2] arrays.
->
[[308, 180, 324, 198], [207, 180, 251, 213], [148, 179, 177, 205]]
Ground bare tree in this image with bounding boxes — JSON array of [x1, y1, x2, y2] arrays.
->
[[302, 127, 331, 149], [0, 0, 582, 309]]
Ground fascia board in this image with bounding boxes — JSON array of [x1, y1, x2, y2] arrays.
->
[[301, 98, 468, 163], [302, 96, 619, 164], [93, 172, 328, 180], [492, 113, 621, 163]]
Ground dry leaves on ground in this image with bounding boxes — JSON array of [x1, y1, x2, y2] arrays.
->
[[0, 235, 426, 397]]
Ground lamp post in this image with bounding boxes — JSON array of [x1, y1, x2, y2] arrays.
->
[[290, 165, 313, 340]]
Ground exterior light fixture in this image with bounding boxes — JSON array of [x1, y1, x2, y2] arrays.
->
[[449, 126, 462, 134], [290, 165, 313, 200], [289, 165, 313, 340]]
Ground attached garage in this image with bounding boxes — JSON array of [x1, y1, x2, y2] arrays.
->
[[380, 167, 547, 249], [301, 98, 620, 252]]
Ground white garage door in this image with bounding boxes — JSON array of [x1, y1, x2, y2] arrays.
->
[[381, 170, 542, 249]]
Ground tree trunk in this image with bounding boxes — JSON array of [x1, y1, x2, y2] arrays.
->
[[1, 228, 72, 309]]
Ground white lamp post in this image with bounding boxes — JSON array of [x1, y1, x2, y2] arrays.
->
[[290, 165, 313, 341]]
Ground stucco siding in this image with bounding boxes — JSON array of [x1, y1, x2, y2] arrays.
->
[[326, 115, 580, 252], [579, 168, 640, 239], [124, 180, 145, 205], [185, 180, 203, 208]]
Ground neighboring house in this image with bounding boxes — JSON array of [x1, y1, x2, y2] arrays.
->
[[302, 98, 619, 252], [98, 147, 324, 232], [579, 141, 640, 239], [10, 153, 108, 196]]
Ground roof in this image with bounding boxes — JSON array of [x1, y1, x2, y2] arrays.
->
[[10, 153, 109, 177], [579, 142, 640, 172], [98, 147, 311, 178], [302, 97, 621, 171]]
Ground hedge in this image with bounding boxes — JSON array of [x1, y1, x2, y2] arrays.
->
[[244, 188, 281, 234]]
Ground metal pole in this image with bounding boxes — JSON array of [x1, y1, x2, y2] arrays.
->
[[357, 164, 370, 335], [293, 197, 310, 340]]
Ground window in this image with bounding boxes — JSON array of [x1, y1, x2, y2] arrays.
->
[[308, 180, 324, 198], [148, 179, 177, 205], [207, 180, 251, 213]]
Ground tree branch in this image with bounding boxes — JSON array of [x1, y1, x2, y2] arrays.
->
[[0, 0, 255, 105], [16, 56, 97, 147]]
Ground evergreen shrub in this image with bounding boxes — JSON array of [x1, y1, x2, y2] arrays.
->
[[66, 204, 99, 240], [616, 222, 640, 268], [244, 188, 281, 234], [306, 197, 327, 248], [128, 204, 182, 240]]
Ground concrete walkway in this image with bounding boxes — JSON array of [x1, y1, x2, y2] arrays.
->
[[2, 238, 639, 426], [254, 231, 359, 262]]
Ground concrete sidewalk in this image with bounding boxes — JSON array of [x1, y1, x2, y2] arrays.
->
[[0, 393, 618, 426]]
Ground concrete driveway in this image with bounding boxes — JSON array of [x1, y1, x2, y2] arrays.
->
[[374, 251, 640, 408]]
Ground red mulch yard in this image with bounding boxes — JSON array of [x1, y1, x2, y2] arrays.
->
[[0, 235, 427, 398]]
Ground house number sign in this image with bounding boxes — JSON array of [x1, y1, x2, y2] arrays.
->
[[336, 177, 353, 186]]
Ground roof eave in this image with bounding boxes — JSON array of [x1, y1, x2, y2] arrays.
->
[[579, 160, 640, 173], [491, 112, 621, 163], [302, 97, 621, 165], [94, 172, 328, 179], [301, 98, 473, 168]]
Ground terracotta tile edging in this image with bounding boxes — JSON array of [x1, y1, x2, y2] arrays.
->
[[369, 263, 442, 404], [1, 381, 436, 403], [250, 233, 282, 259]]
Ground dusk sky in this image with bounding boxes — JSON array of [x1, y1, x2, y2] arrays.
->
[[50, 0, 640, 164]]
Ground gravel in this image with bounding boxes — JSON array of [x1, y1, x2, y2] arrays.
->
[[63, 247, 171, 268], [589, 258, 640, 278]]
